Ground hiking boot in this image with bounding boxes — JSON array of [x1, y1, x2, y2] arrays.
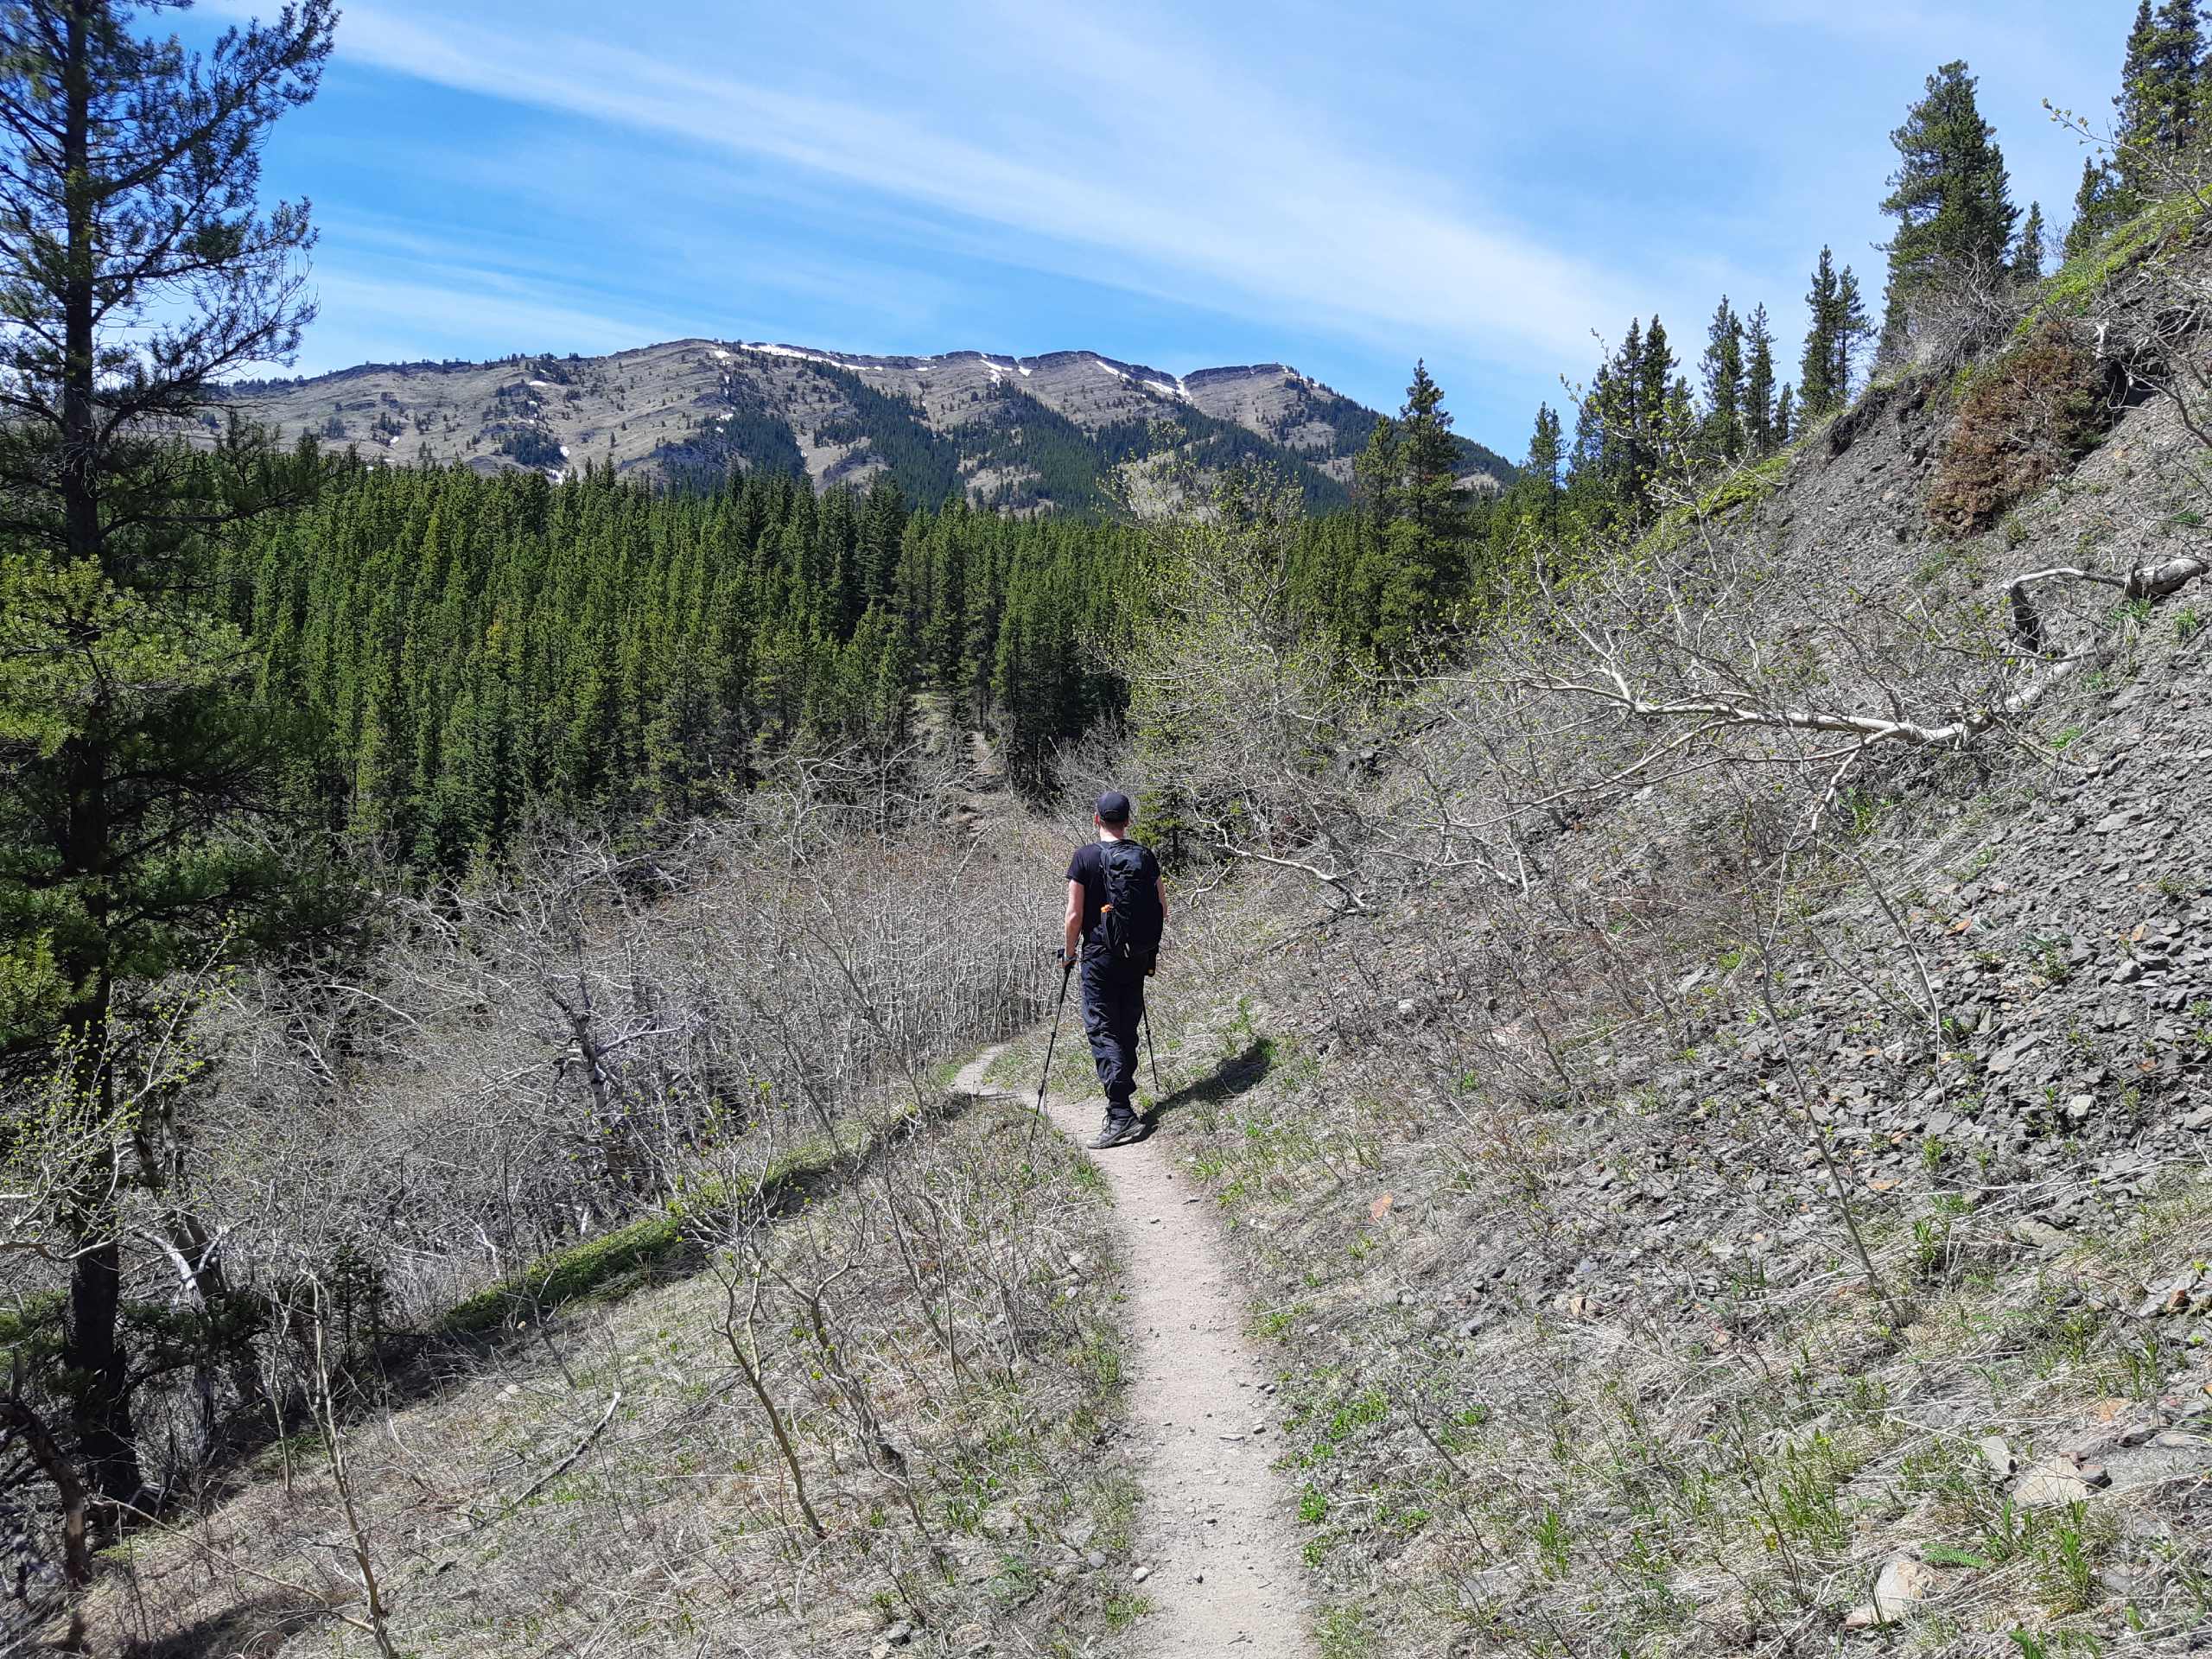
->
[[1089, 1113, 1142, 1150]]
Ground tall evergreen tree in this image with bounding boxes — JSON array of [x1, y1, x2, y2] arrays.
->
[[1395, 360, 1465, 549], [1525, 403, 1563, 537], [2116, 1, 2205, 196], [1774, 383, 1795, 448], [2079, 2, 2165, 241], [1801, 249, 1842, 416], [1352, 413, 1401, 530], [2014, 200, 2046, 281], [1637, 318, 1676, 505], [1700, 296, 1745, 461], [0, 0, 337, 1519], [1743, 303, 1778, 454], [1879, 60, 2018, 352], [2069, 156, 2124, 257], [2113, 0, 2163, 173], [1351, 361, 1470, 654], [1831, 266, 1872, 402]]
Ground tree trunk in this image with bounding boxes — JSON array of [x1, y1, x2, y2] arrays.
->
[[53, 0, 143, 1511], [0, 1391, 92, 1651]]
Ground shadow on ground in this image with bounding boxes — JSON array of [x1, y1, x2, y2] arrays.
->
[[119, 1592, 325, 1659], [1142, 1040, 1274, 1131]]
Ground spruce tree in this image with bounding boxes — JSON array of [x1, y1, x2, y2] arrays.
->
[[1801, 249, 1842, 416], [1774, 384, 1795, 447], [2014, 200, 2046, 281], [1879, 60, 2018, 350], [1395, 360, 1465, 549], [1351, 362, 1469, 654], [1831, 266, 1872, 404], [1352, 413, 1401, 529], [1603, 319, 1643, 503], [1663, 376, 1695, 476], [1700, 296, 1745, 461], [1566, 365, 1611, 517], [1525, 404, 1563, 537], [2097, 3, 2164, 228], [2068, 157, 2123, 257], [2136, 3, 2204, 168], [1743, 303, 1778, 454], [1637, 318, 1675, 508], [0, 0, 335, 1515]]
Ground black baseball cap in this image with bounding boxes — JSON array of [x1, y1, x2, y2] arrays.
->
[[1096, 790, 1133, 823]]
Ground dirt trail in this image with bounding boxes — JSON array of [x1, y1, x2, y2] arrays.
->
[[952, 1048, 1315, 1656]]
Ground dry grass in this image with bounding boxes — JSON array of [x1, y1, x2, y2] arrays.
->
[[91, 1098, 1135, 1658]]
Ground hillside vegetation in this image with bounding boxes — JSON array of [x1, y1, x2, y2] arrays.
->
[[13, 6, 2212, 1657], [997, 197, 2212, 1656], [57, 191, 2212, 1659]]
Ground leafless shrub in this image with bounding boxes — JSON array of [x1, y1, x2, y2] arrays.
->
[[0, 747, 1078, 1629], [1884, 250, 2034, 379]]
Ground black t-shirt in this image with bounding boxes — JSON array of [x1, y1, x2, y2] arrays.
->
[[1067, 838, 1160, 947]]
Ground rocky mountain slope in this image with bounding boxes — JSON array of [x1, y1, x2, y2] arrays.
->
[[983, 216, 2212, 1655], [79, 181, 2212, 1659], [217, 340, 1515, 511]]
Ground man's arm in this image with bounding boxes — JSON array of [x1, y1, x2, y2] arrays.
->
[[1063, 879, 1084, 965]]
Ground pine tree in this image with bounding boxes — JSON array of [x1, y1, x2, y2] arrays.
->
[[0, 0, 336, 1521], [1879, 60, 2018, 351], [1832, 266, 1872, 403], [1525, 404, 1563, 537], [2068, 156, 2123, 257], [1637, 318, 1675, 508], [2115, 1, 2205, 199], [1700, 296, 1745, 461], [2014, 200, 2046, 280], [1743, 303, 1778, 454], [1801, 249, 1842, 416], [1774, 383, 1795, 447]]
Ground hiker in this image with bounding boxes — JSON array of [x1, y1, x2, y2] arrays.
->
[[1061, 790, 1167, 1149]]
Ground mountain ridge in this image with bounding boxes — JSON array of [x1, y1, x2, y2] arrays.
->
[[216, 336, 1516, 512]]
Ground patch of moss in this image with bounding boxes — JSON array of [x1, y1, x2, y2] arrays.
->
[[1636, 448, 1793, 556], [435, 1129, 863, 1336]]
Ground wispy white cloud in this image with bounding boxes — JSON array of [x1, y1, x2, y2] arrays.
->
[[199, 0, 2126, 429], [245, 0, 1657, 376]]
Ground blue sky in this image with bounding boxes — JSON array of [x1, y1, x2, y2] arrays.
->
[[197, 0, 2132, 455]]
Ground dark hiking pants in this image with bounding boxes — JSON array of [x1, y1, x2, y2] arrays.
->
[[1080, 953, 1146, 1118]]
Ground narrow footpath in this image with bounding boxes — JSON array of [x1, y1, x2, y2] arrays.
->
[[952, 1049, 1317, 1657]]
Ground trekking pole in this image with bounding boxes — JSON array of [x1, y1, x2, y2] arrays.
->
[[1142, 1001, 1161, 1103], [1025, 950, 1077, 1161]]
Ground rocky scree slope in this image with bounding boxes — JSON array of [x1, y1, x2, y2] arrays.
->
[[1056, 248, 2212, 1654], [215, 340, 1514, 510]]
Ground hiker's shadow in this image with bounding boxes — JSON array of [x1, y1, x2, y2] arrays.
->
[[1141, 1040, 1274, 1134]]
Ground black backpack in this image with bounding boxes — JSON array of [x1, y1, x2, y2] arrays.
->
[[1096, 840, 1162, 971]]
